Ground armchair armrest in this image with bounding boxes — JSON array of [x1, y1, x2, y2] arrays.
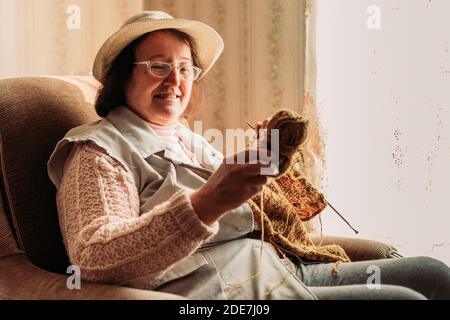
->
[[310, 235, 402, 262], [0, 254, 185, 300]]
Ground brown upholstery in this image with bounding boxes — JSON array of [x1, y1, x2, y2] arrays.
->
[[0, 76, 400, 299], [0, 76, 100, 274], [0, 254, 184, 300], [0, 76, 187, 299], [0, 188, 22, 259], [310, 235, 402, 262]]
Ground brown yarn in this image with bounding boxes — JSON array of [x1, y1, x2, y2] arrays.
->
[[247, 109, 350, 266], [332, 261, 342, 276], [225, 109, 349, 299], [264, 109, 309, 176]]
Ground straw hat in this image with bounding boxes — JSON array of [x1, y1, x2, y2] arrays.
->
[[93, 11, 224, 83]]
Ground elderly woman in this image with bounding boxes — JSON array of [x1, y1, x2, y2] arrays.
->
[[48, 11, 450, 300]]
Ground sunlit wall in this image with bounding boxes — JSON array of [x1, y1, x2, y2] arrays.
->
[[316, 0, 450, 263]]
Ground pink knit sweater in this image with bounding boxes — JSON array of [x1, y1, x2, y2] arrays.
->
[[57, 140, 218, 288]]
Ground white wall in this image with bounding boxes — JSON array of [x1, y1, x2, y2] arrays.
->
[[316, 0, 450, 262]]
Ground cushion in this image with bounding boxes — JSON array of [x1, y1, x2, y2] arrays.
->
[[0, 76, 100, 274], [310, 235, 401, 261], [0, 188, 22, 258]]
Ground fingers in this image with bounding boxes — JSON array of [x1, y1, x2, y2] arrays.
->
[[239, 163, 271, 176], [220, 162, 268, 176], [248, 173, 269, 185], [254, 118, 271, 131], [254, 121, 263, 131]]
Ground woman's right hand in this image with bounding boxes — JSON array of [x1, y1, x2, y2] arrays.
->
[[190, 149, 272, 226]]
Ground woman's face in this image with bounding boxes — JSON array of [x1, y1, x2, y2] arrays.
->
[[125, 31, 193, 125]]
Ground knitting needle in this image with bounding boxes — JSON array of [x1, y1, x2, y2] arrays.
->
[[245, 120, 257, 131], [326, 202, 359, 234], [245, 120, 360, 234]]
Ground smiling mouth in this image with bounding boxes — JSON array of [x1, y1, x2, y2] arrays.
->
[[154, 93, 181, 100]]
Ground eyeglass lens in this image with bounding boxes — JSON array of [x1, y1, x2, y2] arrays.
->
[[149, 62, 199, 80]]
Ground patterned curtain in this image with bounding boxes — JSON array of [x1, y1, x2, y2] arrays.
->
[[144, 0, 323, 232], [0, 0, 324, 232], [144, 0, 306, 127], [0, 0, 142, 77]]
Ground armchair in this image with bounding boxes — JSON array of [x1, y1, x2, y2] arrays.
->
[[0, 76, 401, 299]]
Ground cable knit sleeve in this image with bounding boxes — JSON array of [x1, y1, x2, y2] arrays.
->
[[57, 140, 218, 288]]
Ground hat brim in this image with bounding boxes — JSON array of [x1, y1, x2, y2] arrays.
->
[[93, 18, 224, 83]]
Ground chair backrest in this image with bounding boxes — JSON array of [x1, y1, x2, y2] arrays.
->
[[0, 76, 100, 274]]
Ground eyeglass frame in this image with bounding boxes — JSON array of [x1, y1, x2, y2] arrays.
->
[[133, 60, 203, 81]]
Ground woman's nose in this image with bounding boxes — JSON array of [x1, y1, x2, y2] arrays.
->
[[164, 67, 181, 86]]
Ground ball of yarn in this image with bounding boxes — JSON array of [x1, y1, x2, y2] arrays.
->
[[266, 109, 309, 177]]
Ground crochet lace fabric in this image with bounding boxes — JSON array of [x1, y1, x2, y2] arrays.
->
[[249, 172, 350, 264], [247, 109, 350, 264], [57, 140, 218, 289]]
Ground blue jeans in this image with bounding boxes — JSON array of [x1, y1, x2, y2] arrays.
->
[[287, 256, 450, 300]]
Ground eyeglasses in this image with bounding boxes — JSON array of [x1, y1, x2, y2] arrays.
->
[[133, 61, 202, 81]]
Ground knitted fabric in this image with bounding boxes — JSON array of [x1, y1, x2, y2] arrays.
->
[[247, 109, 350, 264]]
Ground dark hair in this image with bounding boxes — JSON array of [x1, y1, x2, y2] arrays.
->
[[95, 29, 203, 118]]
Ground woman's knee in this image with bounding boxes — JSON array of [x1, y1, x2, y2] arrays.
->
[[414, 256, 450, 280], [409, 256, 450, 299]]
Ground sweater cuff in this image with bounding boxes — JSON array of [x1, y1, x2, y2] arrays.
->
[[169, 190, 219, 240]]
